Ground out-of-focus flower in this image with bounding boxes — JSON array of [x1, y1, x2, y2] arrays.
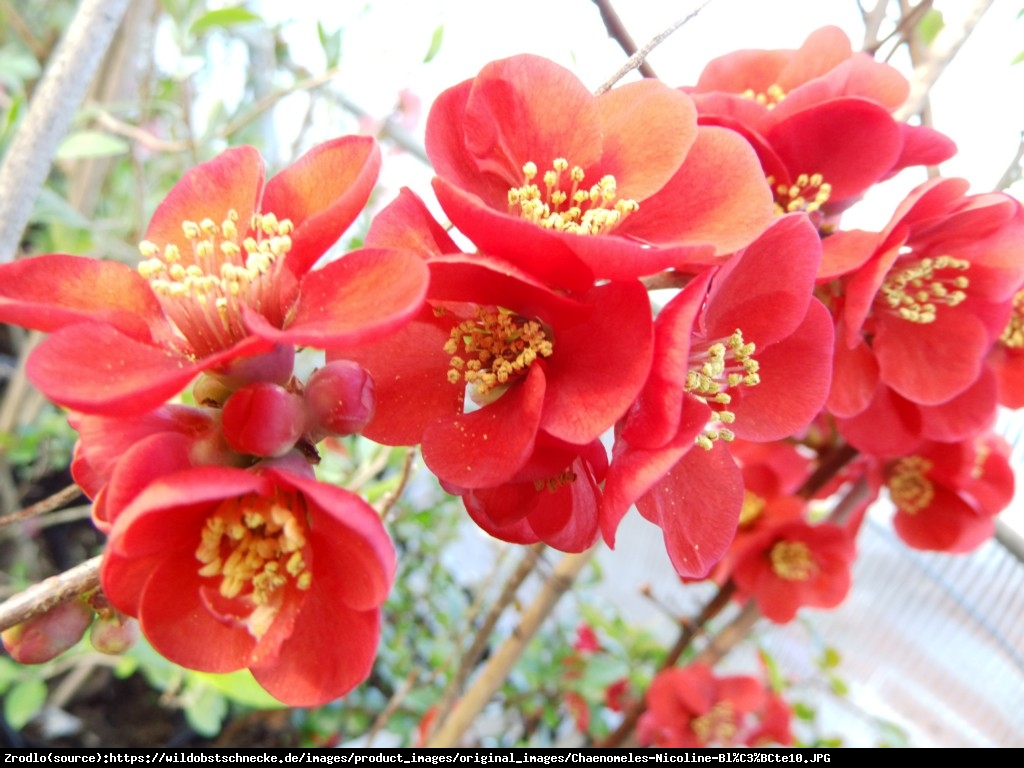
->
[[101, 460, 395, 706], [0, 138, 427, 415], [731, 520, 855, 623]]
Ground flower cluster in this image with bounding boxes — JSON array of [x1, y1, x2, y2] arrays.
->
[[1, 25, 1020, 714]]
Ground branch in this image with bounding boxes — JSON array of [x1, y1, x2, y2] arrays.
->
[[0, 0, 131, 265], [0, 556, 102, 634], [590, 0, 657, 79], [595, 0, 714, 95], [0, 484, 84, 528], [995, 131, 1024, 192], [894, 0, 993, 121], [425, 546, 596, 747]]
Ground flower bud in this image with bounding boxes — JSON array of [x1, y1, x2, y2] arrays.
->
[[214, 344, 296, 390], [304, 361, 376, 439], [89, 612, 139, 655], [221, 382, 306, 457], [2, 600, 94, 664]]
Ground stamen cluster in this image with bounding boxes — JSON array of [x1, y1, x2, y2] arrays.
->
[[507, 159, 639, 235], [685, 329, 759, 449], [878, 255, 970, 324]]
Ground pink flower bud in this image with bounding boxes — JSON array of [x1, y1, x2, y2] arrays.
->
[[89, 612, 139, 655], [214, 344, 296, 390], [304, 361, 376, 439], [2, 600, 94, 664], [221, 382, 306, 457]]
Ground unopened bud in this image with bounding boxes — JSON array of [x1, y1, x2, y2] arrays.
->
[[2, 600, 94, 664], [89, 612, 139, 655], [304, 361, 376, 439], [221, 382, 306, 457], [213, 344, 295, 390]]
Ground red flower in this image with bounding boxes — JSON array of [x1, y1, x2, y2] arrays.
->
[[988, 285, 1024, 408], [0, 137, 428, 415], [638, 664, 764, 748], [101, 460, 394, 706], [601, 215, 832, 578], [425, 54, 773, 282], [882, 433, 1014, 553], [685, 26, 955, 227], [731, 520, 855, 623]]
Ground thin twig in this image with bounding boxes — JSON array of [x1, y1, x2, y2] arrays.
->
[[995, 131, 1024, 192], [426, 546, 596, 747], [0, 0, 131, 265], [590, 0, 657, 79], [364, 668, 420, 747], [863, 0, 933, 57], [427, 543, 545, 741], [0, 556, 102, 634], [376, 447, 417, 522], [894, 0, 993, 121], [595, 0, 713, 95], [0, 484, 84, 528]]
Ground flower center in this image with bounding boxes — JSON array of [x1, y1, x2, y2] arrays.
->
[[741, 83, 787, 109], [739, 490, 767, 528], [769, 540, 816, 581], [887, 456, 934, 514], [533, 468, 578, 493], [444, 307, 554, 401], [686, 329, 760, 450], [195, 491, 312, 639], [691, 701, 739, 745], [767, 173, 831, 216], [138, 210, 293, 357], [877, 255, 970, 324], [507, 159, 639, 236], [999, 288, 1024, 349]]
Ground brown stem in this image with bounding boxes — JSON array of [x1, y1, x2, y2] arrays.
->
[[0, 556, 102, 634], [427, 543, 544, 741], [0, 484, 85, 529], [376, 447, 418, 523], [797, 442, 859, 500], [0, 0, 131, 264], [595, 0, 714, 95], [425, 546, 596, 747], [590, 0, 657, 79]]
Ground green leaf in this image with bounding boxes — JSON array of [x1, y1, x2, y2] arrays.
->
[[192, 669, 285, 709], [56, 130, 129, 160], [183, 681, 229, 737], [829, 675, 849, 696], [189, 6, 263, 37], [3, 678, 47, 730], [820, 646, 842, 669], [423, 25, 444, 63], [793, 701, 816, 721], [1012, 49, 1024, 66], [917, 9, 944, 46], [317, 22, 343, 68]]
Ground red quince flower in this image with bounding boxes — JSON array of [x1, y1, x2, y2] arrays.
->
[[731, 520, 855, 623], [101, 459, 394, 706], [988, 285, 1024, 408], [601, 215, 832, 578], [0, 137, 428, 415], [685, 26, 955, 228], [881, 432, 1014, 553], [426, 54, 773, 282], [827, 179, 1024, 442], [638, 664, 764, 748]]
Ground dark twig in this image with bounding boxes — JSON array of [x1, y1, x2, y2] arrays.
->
[[0, 484, 85, 528], [591, 0, 657, 79], [0, 556, 102, 634]]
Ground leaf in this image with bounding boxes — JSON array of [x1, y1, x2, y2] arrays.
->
[[55, 131, 129, 160], [317, 22, 343, 69], [917, 9, 944, 46], [820, 646, 842, 669], [423, 25, 444, 63], [3, 678, 47, 730], [1012, 49, 1024, 66], [192, 669, 285, 710], [189, 6, 262, 37], [183, 681, 229, 737], [793, 701, 816, 721]]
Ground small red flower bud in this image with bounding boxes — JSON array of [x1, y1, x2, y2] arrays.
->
[[2, 600, 95, 664], [304, 361, 376, 439], [89, 612, 139, 655], [221, 382, 306, 457]]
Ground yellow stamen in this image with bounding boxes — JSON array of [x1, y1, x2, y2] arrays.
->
[[878, 255, 970, 324], [767, 172, 832, 216], [887, 456, 934, 514], [686, 329, 759, 449], [740, 83, 787, 109], [769, 540, 816, 581], [691, 701, 739, 745], [1000, 288, 1024, 348], [508, 159, 638, 236]]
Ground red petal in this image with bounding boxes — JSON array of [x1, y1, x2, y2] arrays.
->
[[422, 364, 546, 488], [366, 187, 460, 256], [618, 126, 774, 256], [893, 486, 993, 553], [836, 384, 922, 458], [0, 255, 167, 342], [636, 441, 744, 579], [541, 281, 653, 445], [262, 136, 381, 277], [729, 300, 833, 441], [918, 369, 997, 443], [826, 330, 878, 418], [595, 80, 697, 200], [145, 146, 263, 262], [254, 248, 428, 348]]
